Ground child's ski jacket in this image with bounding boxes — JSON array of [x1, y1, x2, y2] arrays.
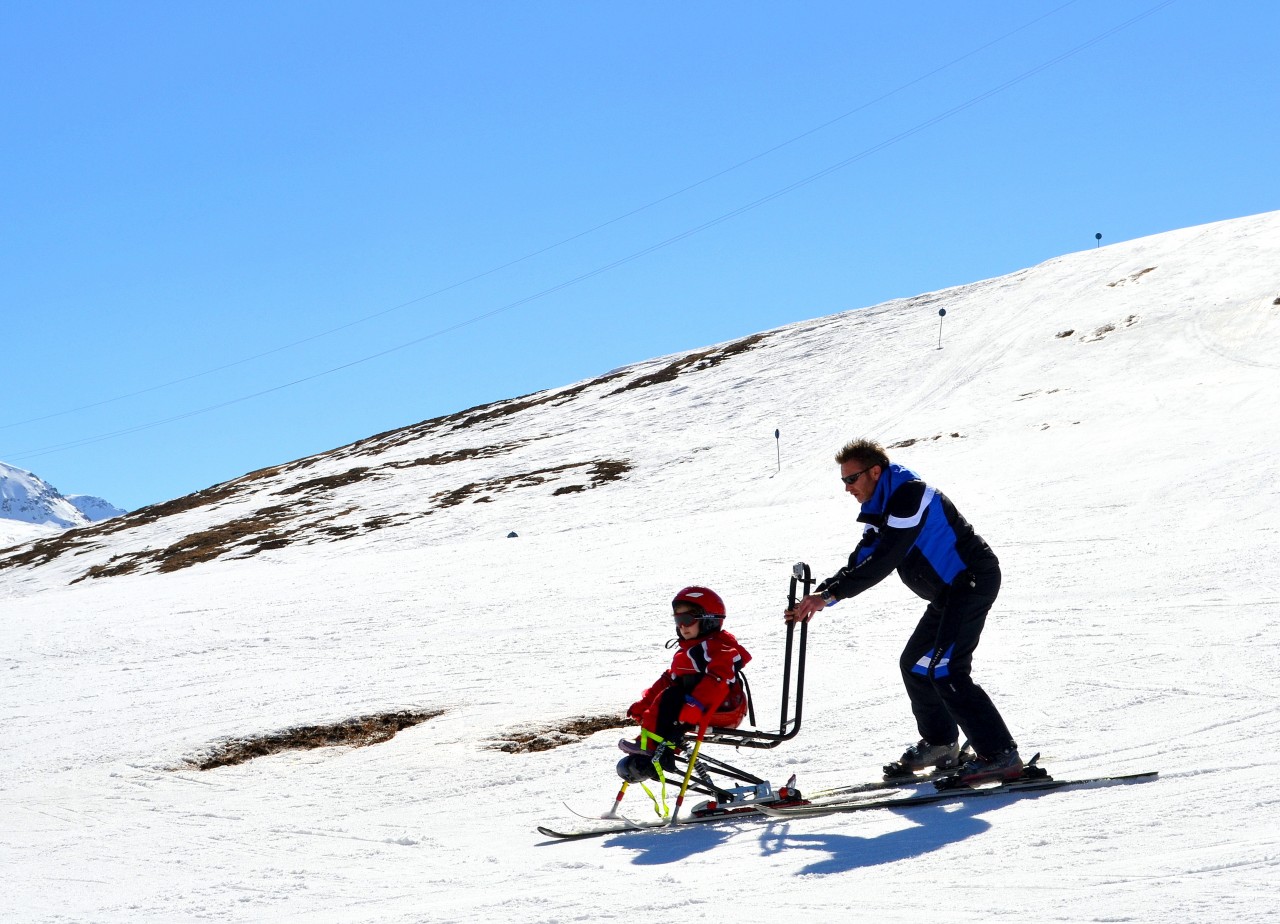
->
[[629, 630, 752, 729]]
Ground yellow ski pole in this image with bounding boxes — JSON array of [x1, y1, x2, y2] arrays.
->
[[604, 781, 629, 818], [666, 727, 707, 825]]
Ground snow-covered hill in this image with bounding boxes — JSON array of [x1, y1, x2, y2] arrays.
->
[[0, 516, 61, 550], [2, 211, 1278, 922]]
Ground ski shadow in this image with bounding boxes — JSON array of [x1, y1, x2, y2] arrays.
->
[[600, 800, 997, 870], [598, 820, 754, 865], [757, 801, 993, 874]]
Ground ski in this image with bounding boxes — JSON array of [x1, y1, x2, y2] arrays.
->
[[756, 769, 1158, 820], [537, 807, 759, 841], [540, 785, 807, 840], [806, 762, 972, 801], [539, 769, 1157, 839], [803, 749, 1043, 803]]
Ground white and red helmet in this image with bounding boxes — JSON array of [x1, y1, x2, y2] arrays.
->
[[672, 586, 726, 635]]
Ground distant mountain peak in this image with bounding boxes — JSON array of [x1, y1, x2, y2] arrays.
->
[[0, 461, 123, 529], [65, 494, 128, 523]]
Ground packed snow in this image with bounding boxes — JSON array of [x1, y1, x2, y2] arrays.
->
[[2, 211, 1279, 922]]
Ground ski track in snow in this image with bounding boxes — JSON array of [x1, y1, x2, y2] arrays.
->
[[3, 211, 1280, 922]]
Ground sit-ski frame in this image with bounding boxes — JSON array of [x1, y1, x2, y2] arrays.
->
[[612, 563, 813, 819]]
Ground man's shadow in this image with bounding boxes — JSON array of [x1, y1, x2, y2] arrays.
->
[[603, 801, 992, 871], [757, 801, 992, 874]]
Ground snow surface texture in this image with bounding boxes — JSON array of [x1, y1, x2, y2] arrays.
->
[[0, 517, 59, 550], [3, 211, 1279, 922]]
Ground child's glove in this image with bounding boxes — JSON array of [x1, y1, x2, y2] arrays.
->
[[626, 701, 646, 721], [678, 696, 708, 726]]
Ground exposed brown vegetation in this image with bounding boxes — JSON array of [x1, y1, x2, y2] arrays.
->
[[97, 480, 250, 537], [189, 709, 444, 770], [73, 455, 629, 581], [0, 476, 261, 574], [383, 442, 526, 469], [2, 336, 740, 578], [275, 467, 377, 496], [433, 458, 632, 508], [452, 373, 630, 430], [608, 333, 769, 396], [888, 433, 964, 450], [1082, 314, 1139, 342], [1107, 267, 1157, 287], [0, 465, 301, 575], [333, 369, 633, 460], [2, 353, 637, 583], [489, 713, 630, 753], [587, 460, 631, 484], [0, 529, 100, 573], [73, 504, 301, 582]]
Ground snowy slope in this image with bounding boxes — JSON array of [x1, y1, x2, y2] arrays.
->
[[0, 517, 61, 550], [2, 211, 1279, 923]]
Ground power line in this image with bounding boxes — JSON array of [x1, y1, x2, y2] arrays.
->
[[1, 0, 1176, 464], [0, 0, 1083, 433]]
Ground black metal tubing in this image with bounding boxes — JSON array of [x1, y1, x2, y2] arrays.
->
[[698, 563, 811, 750], [670, 743, 775, 800]]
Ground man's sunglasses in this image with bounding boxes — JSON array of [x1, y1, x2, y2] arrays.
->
[[842, 466, 874, 485]]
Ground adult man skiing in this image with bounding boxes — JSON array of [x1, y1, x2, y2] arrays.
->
[[789, 438, 1022, 784]]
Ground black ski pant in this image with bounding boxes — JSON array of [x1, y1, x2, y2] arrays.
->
[[648, 676, 743, 747], [650, 684, 693, 746], [898, 566, 1015, 759]]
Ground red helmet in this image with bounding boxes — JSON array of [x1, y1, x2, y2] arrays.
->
[[672, 586, 725, 617], [672, 586, 726, 637]]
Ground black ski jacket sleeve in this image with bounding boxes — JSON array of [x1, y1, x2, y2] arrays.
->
[[817, 480, 930, 603]]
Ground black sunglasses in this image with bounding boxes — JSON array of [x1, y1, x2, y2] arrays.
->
[[841, 466, 874, 485], [673, 611, 702, 627]]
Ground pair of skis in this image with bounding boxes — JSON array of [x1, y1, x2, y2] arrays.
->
[[536, 759, 1158, 840]]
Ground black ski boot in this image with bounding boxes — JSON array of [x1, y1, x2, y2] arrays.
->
[[883, 739, 962, 779]]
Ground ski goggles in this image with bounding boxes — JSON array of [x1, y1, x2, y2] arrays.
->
[[672, 612, 703, 627]]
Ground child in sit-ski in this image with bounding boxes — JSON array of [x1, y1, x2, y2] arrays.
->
[[617, 586, 752, 783]]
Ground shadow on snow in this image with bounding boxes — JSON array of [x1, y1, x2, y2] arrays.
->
[[602, 800, 1009, 873]]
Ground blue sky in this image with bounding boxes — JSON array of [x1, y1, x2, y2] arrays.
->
[[2, 0, 1276, 511]]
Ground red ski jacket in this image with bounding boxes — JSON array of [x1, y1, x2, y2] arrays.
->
[[629, 630, 753, 730]]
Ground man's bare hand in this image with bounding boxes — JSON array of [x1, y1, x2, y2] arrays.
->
[[786, 593, 828, 623]]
